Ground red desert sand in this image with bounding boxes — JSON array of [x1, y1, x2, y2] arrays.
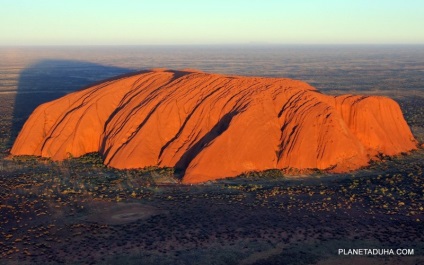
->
[[11, 69, 418, 183]]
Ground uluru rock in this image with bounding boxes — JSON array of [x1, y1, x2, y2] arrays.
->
[[11, 69, 418, 183]]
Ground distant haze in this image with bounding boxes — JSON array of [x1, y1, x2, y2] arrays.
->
[[1, 0, 424, 45]]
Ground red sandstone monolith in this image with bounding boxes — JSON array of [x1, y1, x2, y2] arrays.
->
[[11, 69, 418, 183]]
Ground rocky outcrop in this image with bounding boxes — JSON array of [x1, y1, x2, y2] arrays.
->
[[11, 69, 418, 183]]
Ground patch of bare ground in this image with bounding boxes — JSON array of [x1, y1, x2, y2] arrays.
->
[[239, 243, 285, 265], [83, 202, 167, 225]]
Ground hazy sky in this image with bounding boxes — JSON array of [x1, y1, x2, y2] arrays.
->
[[1, 0, 423, 45]]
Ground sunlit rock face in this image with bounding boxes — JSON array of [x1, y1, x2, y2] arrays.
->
[[11, 69, 418, 183]]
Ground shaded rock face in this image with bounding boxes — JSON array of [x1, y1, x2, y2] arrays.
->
[[11, 69, 417, 183]]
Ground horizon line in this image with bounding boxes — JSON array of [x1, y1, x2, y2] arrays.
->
[[1, 43, 424, 48]]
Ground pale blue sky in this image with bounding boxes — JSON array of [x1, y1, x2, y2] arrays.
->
[[1, 0, 423, 45]]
